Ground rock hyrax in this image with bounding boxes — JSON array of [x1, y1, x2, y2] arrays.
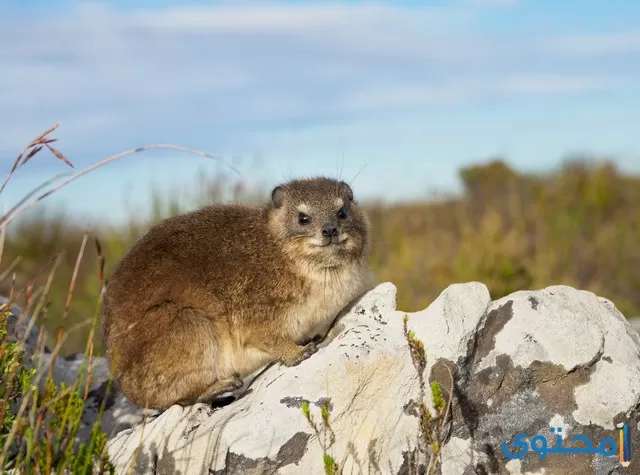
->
[[101, 177, 372, 410]]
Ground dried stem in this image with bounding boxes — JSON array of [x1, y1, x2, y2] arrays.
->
[[47, 232, 88, 380], [1, 143, 240, 229], [0, 123, 65, 195]]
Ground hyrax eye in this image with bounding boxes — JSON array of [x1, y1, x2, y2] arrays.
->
[[298, 213, 311, 225], [337, 207, 347, 219]]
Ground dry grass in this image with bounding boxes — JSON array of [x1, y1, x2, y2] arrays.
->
[[0, 124, 113, 473], [2, 135, 639, 357], [369, 159, 640, 316], [0, 124, 242, 472]]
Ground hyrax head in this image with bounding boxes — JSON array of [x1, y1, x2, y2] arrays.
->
[[268, 177, 370, 267]]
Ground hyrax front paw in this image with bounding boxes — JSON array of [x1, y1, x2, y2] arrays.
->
[[227, 372, 244, 391], [281, 342, 319, 367]]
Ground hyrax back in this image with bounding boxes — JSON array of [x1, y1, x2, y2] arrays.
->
[[101, 177, 372, 409]]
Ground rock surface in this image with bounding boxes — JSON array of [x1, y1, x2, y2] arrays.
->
[[4, 284, 640, 475], [628, 317, 640, 335], [102, 283, 640, 475]]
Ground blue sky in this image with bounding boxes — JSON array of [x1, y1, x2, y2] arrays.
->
[[1, 0, 639, 225]]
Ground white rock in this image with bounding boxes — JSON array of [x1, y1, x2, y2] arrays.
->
[[6, 280, 640, 475], [108, 283, 429, 474], [106, 282, 640, 474]]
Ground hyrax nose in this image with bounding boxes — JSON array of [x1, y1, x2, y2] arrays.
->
[[322, 225, 338, 237]]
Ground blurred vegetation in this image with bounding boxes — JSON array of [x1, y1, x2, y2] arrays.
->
[[2, 158, 639, 355]]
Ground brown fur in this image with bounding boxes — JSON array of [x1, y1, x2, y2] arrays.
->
[[100, 177, 373, 410]]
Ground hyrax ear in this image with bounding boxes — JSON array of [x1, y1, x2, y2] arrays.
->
[[338, 181, 354, 201], [271, 185, 286, 208]]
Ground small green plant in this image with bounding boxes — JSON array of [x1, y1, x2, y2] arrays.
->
[[0, 302, 115, 473], [301, 399, 339, 475], [299, 314, 453, 475], [0, 125, 115, 473], [403, 314, 452, 474], [0, 308, 37, 448]]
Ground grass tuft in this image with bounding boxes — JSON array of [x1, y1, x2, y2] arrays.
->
[[0, 124, 237, 473], [302, 399, 338, 475], [402, 314, 451, 474]]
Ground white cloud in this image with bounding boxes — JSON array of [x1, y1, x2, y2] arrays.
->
[[544, 32, 640, 55], [499, 74, 620, 95], [129, 3, 396, 32], [0, 1, 636, 160], [468, 0, 519, 6], [341, 74, 619, 112]]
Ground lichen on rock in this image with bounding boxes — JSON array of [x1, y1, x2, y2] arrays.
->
[[7, 281, 640, 475]]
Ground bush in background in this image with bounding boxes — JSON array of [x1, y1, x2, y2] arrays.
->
[[3, 157, 639, 356]]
